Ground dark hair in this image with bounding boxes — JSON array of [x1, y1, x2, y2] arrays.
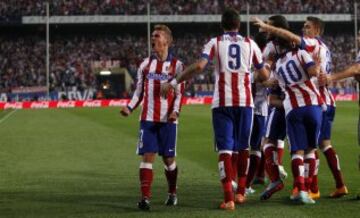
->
[[268, 15, 289, 30], [221, 8, 240, 31], [271, 16, 292, 52], [306, 16, 325, 35], [254, 32, 267, 50], [274, 36, 293, 51], [267, 15, 289, 42]]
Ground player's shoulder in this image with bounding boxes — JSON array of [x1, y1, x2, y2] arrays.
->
[[205, 36, 218, 44], [139, 57, 152, 68], [301, 36, 321, 46]]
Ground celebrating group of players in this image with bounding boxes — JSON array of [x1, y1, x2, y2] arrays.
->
[[120, 8, 360, 211]]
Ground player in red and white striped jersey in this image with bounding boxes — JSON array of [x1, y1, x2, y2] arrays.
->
[[253, 16, 348, 199], [121, 24, 185, 210], [272, 37, 323, 204], [253, 15, 290, 201], [161, 9, 269, 210], [126, 55, 184, 123]]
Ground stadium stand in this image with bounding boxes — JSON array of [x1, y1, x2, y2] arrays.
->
[[0, 32, 357, 97], [0, 0, 355, 19], [0, 1, 358, 100]]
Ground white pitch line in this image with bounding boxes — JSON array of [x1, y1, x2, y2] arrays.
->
[[0, 109, 17, 125]]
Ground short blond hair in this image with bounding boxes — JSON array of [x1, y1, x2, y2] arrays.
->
[[154, 24, 173, 45]]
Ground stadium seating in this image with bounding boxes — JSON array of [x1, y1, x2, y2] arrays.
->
[[0, 0, 356, 20]]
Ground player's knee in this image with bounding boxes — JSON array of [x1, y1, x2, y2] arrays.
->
[[319, 139, 331, 150], [142, 153, 156, 163], [163, 157, 175, 166]]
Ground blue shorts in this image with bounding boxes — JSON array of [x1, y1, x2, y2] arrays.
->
[[265, 107, 286, 141], [212, 107, 253, 152], [319, 106, 335, 142], [250, 115, 266, 150], [136, 121, 177, 157], [286, 106, 322, 152]]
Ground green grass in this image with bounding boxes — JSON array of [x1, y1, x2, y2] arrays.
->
[[0, 102, 359, 218]]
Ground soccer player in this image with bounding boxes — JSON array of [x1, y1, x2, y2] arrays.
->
[[252, 15, 290, 200], [271, 36, 323, 204], [120, 24, 185, 211], [245, 30, 268, 195], [161, 9, 269, 210], [253, 16, 348, 199]]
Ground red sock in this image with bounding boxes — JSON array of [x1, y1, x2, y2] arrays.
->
[[310, 150, 319, 193], [165, 162, 178, 194], [219, 153, 234, 202], [264, 143, 280, 182], [304, 153, 316, 191], [140, 162, 153, 199], [323, 146, 345, 188], [256, 151, 265, 181], [246, 151, 261, 187], [277, 140, 285, 165], [237, 150, 249, 195], [231, 152, 239, 181], [291, 154, 305, 191]]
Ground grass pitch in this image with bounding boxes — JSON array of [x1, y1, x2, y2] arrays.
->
[[0, 102, 359, 217]]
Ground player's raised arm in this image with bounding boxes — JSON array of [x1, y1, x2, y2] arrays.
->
[[252, 16, 302, 46], [175, 58, 208, 84], [161, 58, 207, 98]]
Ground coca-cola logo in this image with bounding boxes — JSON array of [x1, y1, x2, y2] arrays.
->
[[83, 100, 102, 107], [334, 94, 354, 101], [109, 100, 129, 107], [57, 101, 76, 108], [4, 103, 23, 109], [185, 98, 205, 104], [30, 102, 49, 109]]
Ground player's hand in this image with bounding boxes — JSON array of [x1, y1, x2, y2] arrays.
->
[[318, 73, 329, 86], [168, 111, 178, 122], [251, 16, 267, 29], [263, 78, 278, 88], [161, 82, 174, 98], [120, 106, 131, 117]]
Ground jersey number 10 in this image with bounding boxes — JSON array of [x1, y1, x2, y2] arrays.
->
[[278, 60, 303, 85]]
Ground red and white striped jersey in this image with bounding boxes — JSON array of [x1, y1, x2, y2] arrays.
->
[[263, 41, 281, 61], [300, 37, 335, 106], [201, 32, 264, 109], [127, 54, 185, 123], [274, 49, 323, 115]]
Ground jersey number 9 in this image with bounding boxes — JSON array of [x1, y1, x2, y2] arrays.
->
[[228, 44, 241, 70]]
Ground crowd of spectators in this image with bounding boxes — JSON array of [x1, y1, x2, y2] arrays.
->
[[0, 32, 357, 96], [0, 0, 356, 20]]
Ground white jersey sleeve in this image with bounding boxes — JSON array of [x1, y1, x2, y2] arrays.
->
[[262, 41, 276, 60], [201, 38, 216, 62], [299, 49, 316, 70], [250, 39, 264, 69], [127, 58, 149, 110]]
